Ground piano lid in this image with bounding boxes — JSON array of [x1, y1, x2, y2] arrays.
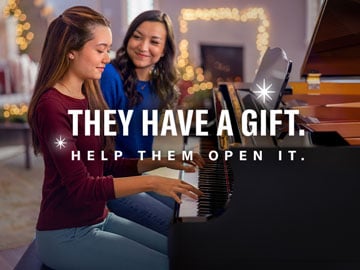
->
[[301, 0, 360, 78]]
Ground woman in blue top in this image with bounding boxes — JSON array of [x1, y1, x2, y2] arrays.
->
[[100, 10, 181, 235]]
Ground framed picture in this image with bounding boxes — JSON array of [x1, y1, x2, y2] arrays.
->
[[200, 44, 243, 84]]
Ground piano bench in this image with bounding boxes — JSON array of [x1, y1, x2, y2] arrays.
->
[[14, 240, 53, 270]]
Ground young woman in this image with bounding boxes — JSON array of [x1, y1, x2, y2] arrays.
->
[[27, 6, 203, 270], [100, 10, 184, 236], [100, 9, 178, 158]]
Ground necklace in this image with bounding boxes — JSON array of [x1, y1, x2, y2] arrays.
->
[[57, 81, 84, 99], [139, 81, 148, 90], [58, 81, 72, 94]]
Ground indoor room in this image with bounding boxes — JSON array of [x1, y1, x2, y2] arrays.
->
[[0, 0, 359, 269]]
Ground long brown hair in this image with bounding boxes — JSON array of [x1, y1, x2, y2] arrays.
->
[[111, 10, 179, 109], [28, 6, 113, 155]]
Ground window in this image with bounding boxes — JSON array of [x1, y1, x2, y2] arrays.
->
[[127, 0, 154, 25]]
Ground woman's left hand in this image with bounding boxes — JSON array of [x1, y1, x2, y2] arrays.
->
[[163, 153, 205, 172]]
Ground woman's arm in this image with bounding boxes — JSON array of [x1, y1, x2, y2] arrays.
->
[[114, 153, 205, 203], [36, 95, 116, 203]]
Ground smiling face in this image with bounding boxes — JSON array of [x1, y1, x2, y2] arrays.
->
[[126, 21, 167, 80], [69, 25, 112, 81]]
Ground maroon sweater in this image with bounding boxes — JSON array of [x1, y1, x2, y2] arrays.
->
[[35, 89, 139, 230]]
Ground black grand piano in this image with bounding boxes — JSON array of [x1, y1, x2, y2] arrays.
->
[[169, 0, 360, 269]]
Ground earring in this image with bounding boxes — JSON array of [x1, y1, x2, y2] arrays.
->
[[69, 54, 74, 60], [150, 65, 159, 78]]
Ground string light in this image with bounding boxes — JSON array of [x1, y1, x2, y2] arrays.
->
[[0, 103, 28, 123], [177, 7, 270, 94], [2, 0, 34, 52]]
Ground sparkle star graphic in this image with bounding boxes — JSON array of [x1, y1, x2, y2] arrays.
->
[[54, 136, 67, 149], [253, 78, 275, 104]]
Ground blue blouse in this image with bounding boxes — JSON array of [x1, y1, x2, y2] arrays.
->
[[100, 63, 160, 158]]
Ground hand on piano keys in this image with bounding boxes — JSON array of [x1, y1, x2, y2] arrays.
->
[[161, 152, 206, 173], [144, 152, 205, 204], [147, 173, 204, 205]]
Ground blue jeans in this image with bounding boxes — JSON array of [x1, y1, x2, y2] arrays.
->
[[36, 213, 168, 270], [107, 192, 175, 236]]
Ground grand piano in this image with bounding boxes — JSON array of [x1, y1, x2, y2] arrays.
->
[[284, 0, 360, 146], [168, 0, 360, 269]]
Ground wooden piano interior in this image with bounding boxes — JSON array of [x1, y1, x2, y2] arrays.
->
[[284, 82, 360, 146]]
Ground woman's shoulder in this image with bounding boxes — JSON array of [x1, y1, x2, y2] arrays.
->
[[100, 63, 123, 90], [101, 63, 123, 85], [39, 88, 63, 103], [40, 88, 84, 102], [34, 90, 67, 122], [103, 63, 121, 77], [38, 88, 86, 112]]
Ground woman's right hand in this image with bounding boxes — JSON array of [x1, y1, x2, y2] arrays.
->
[[113, 174, 203, 204], [149, 175, 203, 204]]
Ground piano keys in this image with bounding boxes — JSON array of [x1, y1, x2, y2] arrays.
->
[[176, 136, 233, 222]]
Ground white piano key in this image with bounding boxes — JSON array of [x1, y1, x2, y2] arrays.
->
[[178, 137, 201, 218], [179, 169, 199, 217]]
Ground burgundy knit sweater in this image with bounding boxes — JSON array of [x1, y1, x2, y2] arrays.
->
[[35, 88, 139, 230]]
